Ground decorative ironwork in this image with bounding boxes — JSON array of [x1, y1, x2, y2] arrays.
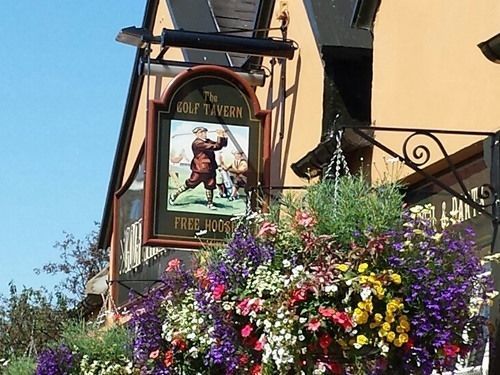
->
[[338, 126, 499, 224]]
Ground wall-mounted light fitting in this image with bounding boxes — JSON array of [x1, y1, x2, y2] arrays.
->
[[116, 26, 296, 60], [139, 59, 267, 87], [478, 33, 500, 64]]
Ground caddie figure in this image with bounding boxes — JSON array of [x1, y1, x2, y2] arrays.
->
[[169, 126, 228, 209]]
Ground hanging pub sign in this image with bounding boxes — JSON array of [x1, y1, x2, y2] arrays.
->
[[143, 65, 271, 248]]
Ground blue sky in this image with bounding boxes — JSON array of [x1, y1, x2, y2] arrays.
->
[[0, 1, 145, 295]]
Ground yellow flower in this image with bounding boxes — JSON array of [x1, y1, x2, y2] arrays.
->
[[369, 322, 380, 329], [399, 319, 410, 332], [336, 264, 349, 272], [386, 301, 399, 314], [359, 275, 369, 284], [374, 286, 385, 299], [358, 263, 369, 273], [386, 331, 396, 342], [390, 273, 402, 284], [385, 313, 395, 323], [356, 335, 369, 346], [393, 338, 403, 347], [374, 313, 384, 323], [398, 333, 409, 343], [381, 322, 391, 332], [353, 308, 369, 325], [358, 300, 373, 313]]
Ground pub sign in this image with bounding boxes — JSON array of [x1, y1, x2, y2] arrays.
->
[[143, 65, 270, 248]]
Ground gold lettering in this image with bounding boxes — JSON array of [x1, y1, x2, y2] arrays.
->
[[235, 106, 243, 118]]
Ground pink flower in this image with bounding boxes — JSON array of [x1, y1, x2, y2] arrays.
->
[[307, 318, 321, 331], [237, 298, 263, 316], [254, 335, 266, 351], [318, 306, 336, 318], [290, 288, 308, 306], [241, 324, 254, 338], [295, 210, 316, 228], [443, 343, 460, 358], [237, 298, 251, 316], [149, 349, 160, 359], [166, 258, 181, 272], [212, 284, 225, 300], [257, 221, 277, 237]]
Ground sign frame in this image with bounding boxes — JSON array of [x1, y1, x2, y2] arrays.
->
[[143, 65, 271, 248]]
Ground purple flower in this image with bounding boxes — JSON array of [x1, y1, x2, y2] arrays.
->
[[36, 345, 74, 375]]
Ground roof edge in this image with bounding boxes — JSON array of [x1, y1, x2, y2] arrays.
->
[[98, 0, 160, 249]]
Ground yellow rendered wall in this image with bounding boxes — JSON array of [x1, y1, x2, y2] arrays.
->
[[371, 0, 500, 179], [255, 1, 324, 187], [121, 0, 184, 186]]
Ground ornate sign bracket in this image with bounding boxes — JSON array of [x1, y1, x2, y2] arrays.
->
[[338, 126, 500, 231]]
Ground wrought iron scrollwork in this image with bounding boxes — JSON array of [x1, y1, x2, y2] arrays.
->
[[340, 126, 499, 223]]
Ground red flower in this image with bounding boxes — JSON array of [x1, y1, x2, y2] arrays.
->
[[166, 258, 181, 272], [290, 288, 308, 306], [163, 350, 174, 367], [443, 343, 461, 358], [172, 338, 187, 352], [250, 364, 262, 375], [319, 333, 332, 353], [212, 284, 225, 300], [403, 337, 414, 353], [323, 361, 343, 375], [331, 311, 353, 331], [307, 318, 321, 332], [239, 354, 250, 365], [241, 324, 254, 338]]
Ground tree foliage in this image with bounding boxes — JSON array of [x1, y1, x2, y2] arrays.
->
[[34, 222, 108, 302], [1, 225, 108, 364], [0, 284, 69, 360]]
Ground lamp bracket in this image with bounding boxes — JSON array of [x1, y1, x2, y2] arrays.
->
[[336, 126, 500, 226]]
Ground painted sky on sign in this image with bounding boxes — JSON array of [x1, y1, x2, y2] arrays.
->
[[0, 1, 145, 296], [170, 120, 249, 166]]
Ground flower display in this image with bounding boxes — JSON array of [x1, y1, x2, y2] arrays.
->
[[34, 177, 496, 374], [129, 177, 495, 374]]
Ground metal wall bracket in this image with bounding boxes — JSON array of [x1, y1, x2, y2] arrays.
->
[[338, 126, 500, 228]]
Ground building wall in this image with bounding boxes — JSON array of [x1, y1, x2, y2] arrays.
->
[[371, 0, 500, 180], [254, 1, 325, 188], [121, 0, 184, 186]]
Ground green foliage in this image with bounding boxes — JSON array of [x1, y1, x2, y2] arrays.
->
[[1, 356, 36, 375], [34, 223, 107, 303], [61, 321, 132, 364], [0, 284, 69, 359], [306, 175, 403, 245]]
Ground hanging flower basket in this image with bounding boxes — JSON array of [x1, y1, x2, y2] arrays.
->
[[128, 176, 495, 375]]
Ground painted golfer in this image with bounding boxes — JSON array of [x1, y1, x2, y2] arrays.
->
[[169, 126, 228, 209]]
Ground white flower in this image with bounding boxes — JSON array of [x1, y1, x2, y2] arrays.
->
[[324, 284, 338, 294], [360, 286, 372, 300]]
